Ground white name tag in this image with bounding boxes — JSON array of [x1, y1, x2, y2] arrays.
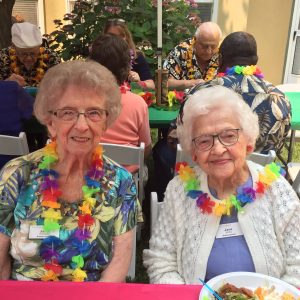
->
[[29, 225, 59, 239], [216, 222, 243, 239]]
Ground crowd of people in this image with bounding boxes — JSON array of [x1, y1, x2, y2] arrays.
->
[[0, 17, 299, 287]]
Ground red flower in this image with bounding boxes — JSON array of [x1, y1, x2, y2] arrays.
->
[[197, 194, 215, 214], [141, 92, 155, 107], [44, 261, 63, 275], [175, 161, 188, 172], [174, 90, 185, 103], [256, 181, 266, 194], [78, 214, 94, 228]]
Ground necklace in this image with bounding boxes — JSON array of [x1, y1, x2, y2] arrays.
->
[[8, 46, 49, 84], [186, 37, 218, 81], [38, 141, 104, 281], [217, 65, 264, 78], [176, 162, 283, 216]]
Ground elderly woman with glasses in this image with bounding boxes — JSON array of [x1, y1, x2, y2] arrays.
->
[[143, 86, 300, 287], [0, 60, 139, 282]]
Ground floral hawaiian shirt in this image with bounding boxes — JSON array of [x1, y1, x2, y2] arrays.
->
[[0, 46, 61, 86], [163, 37, 219, 81], [189, 74, 291, 153], [0, 149, 138, 281]]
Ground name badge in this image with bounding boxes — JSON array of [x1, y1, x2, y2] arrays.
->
[[216, 222, 243, 239], [29, 225, 59, 239]]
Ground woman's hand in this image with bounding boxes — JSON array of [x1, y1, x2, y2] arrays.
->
[[0, 233, 11, 280], [128, 71, 140, 82], [100, 228, 134, 282], [6, 74, 26, 87]]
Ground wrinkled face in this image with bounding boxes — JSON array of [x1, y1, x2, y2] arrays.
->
[[15, 46, 40, 70], [47, 85, 107, 157], [194, 31, 220, 63], [191, 108, 249, 181]]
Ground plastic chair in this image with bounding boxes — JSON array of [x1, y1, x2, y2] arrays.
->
[[150, 191, 163, 236], [0, 132, 29, 156], [100, 142, 145, 280], [175, 143, 276, 168]]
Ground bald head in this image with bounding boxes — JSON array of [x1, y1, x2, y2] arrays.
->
[[219, 31, 258, 71], [194, 22, 222, 64], [195, 22, 222, 41]]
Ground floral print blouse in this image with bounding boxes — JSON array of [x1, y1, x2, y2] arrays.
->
[[0, 149, 138, 281], [163, 37, 219, 81], [0, 46, 61, 86]]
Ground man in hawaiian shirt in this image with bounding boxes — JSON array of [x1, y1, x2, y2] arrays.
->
[[0, 22, 60, 87], [189, 31, 291, 154], [164, 22, 222, 90]]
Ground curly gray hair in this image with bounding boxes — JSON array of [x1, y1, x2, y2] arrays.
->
[[177, 86, 259, 154], [34, 60, 121, 127]]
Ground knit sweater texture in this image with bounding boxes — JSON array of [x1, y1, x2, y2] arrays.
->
[[143, 161, 300, 287]]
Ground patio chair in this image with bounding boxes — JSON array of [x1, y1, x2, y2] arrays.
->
[[100, 142, 145, 280], [0, 132, 29, 156], [150, 191, 163, 236]]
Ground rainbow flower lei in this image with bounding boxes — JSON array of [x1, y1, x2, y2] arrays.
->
[[9, 46, 49, 84], [217, 65, 264, 78], [38, 141, 104, 281], [175, 162, 284, 216]]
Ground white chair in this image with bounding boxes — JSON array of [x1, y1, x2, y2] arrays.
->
[[248, 150, 276, 165], [290, 164, 300, 196], [100, 142, 145, 280], [0, 132, 29, 156], [175, 143, 276, 168], [150, 191, 163, 236]]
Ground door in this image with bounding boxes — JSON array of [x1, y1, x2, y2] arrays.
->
[[284, 0, 300, 83]]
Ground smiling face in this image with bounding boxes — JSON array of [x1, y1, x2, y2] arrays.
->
[[15, 46, 40, 70], [47, 85, 107, 158], [191, 107, 249, 182]]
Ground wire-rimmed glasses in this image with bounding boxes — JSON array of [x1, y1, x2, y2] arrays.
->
[[193, 128, 241, 151], [49, 108, 108, 122]]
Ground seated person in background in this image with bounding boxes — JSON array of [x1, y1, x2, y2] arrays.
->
[[189, 31, 291, 154], [103, 18, 155, 90], [89, 34, 152, 168], [0, 22, 61, 87], [0, 80, 34, 169], [143, 86, 300, 286], [163, 21, 222, 90], [0, 60, 138, 281]]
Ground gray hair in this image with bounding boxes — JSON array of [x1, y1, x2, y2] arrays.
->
[[177, 86, 259, 154], [34, 60, 121, 127], [195, 22, 222, 40]]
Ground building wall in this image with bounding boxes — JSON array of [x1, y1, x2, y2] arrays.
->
[[218, 0, 293, 85], [44, 0, 67, 34]]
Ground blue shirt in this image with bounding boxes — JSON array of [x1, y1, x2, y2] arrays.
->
[[205, 176, 256, 281]]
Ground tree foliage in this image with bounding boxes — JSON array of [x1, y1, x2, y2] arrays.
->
[[0, 0, 16, 49], [48, 0, 199, 71]]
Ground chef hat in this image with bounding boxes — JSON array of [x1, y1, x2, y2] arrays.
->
[[11, 22, 42, 48]]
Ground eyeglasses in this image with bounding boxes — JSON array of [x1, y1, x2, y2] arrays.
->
[[49, 108, 109, 122], [192, 129, 241, 151], [16, 51, 39, 58], [107, 18, 126, 25]]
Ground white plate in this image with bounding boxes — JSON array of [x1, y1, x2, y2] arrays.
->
[[199, 272, 300, 300]]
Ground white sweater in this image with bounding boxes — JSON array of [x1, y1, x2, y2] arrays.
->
[[143, 161, 300, 287]]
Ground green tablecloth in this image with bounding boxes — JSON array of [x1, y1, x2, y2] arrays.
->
[[148, 106, 179, 128], [285, 92, 300, 130]]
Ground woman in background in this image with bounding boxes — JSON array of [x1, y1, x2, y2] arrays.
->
[[103, 18, 155, 90]]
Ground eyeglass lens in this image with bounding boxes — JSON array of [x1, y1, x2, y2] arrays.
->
[[193, 129, 240, 151]]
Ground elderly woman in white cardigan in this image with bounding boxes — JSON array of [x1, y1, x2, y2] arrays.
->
[[143, 86, 300, 287]]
